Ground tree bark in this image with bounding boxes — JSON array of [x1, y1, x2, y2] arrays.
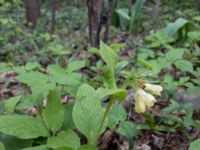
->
[[197, 0, 200, 12], [148, 0, 161, 21], [87, 0, 103, 47], [24, 0, 41, 27], [51, 0, 56, 34], [103, 0, 117, 43]]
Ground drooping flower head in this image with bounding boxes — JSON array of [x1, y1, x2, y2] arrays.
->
[[134, 89, 157, 113]]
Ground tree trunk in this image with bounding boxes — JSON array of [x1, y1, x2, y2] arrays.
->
[[51, 0, 56, 34], [24, 0, 41, 27], [87, 0, 103, 47], [103, 0, 117, 43], [197, 0, 200, 12], [148, 0, 161, 21]]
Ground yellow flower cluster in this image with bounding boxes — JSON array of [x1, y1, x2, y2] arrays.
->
[[134, 83, 163, 113]]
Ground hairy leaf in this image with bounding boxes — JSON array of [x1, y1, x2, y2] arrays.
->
[[108, 104, 127, 128], [175, 60, 193, 72], [47, 130, 80, 149], [0, 115, 48, 139], [66, 60, 86, 73], [72, 84, 105, 144], [42, 90, 64, 132], [189, 139, 200, 150]]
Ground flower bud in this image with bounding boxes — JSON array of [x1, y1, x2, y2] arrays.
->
[[144, 83, 163, 96]]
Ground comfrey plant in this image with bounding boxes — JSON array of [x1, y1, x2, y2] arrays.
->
[[0, 42, 163, 150]]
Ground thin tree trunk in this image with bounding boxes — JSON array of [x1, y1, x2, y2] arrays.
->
[[197, 0, 200, 12], [24, 0, 41, 27], [103, 0, 117, 43], [51, 0, 56, 34], [148, 0, 161, 21], [87, 0, 103, 47]]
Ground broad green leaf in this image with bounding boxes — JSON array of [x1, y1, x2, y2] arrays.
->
[[179, 77, 190, 84], [189, 139, 200, 150], [100, 42, 118, 69], [157, 56, 170, 68], [97, 88, 126, 101], [143, 113, 155, 128], [162, 101, 179, 113], [0, 141, 5, 150], [116, 8, 130, 21], [62, 103, 75, 130], [16, 71, 54, 96], [129, 0, 145, 32], [31, 83, 56, 97], [164, 18, 189, 37], [104, 67, 117, 89], [182, 103, 194, 127], [188, 31, 200, 42], [115, 8, 130, 30], [66, 60, 86, 73], [49, 73, 81, 85], [117, 121, 138, 139], [77, 145, 97, 150], [42, 90, 64, 132], [174, 60, 193, 72], [0, 134, 32, 150], [0, 115, 48, 139], [148, 60, 162, 73], [100, 42, 118, 89], [47, 65, 65, 76], [109, 43, 124, 52], [88, 47, 100, 55], [13, 66, 26, 74], [0, 63, 11, 72], [191, 79, 200, 86], [48, 44, 71, 55], [16, 94, 35, 110], [166, 49, 185, 63], [108, 104, 127, 128], [193, 16, 200, 21], [22, 145, 49, 150], [47, 130, 80, 149], [16, 72, 49, 86], [115, 61, 129, 74], [25, 62, 41, 71], [72, 84, 105, 145], [3, 96, 21, 113], [145, 31, 175, 48]]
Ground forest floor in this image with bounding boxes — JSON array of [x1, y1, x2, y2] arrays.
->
[[0, 2, 200, 150]]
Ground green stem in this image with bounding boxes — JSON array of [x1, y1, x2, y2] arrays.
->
[[95, 96, 114, 144]]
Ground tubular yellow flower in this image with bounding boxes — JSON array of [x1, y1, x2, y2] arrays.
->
[[134, 89, 157, 113], [144, 83, 163, 96], [135, 100, 145, 113]]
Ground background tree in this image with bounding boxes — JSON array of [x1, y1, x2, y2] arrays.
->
[[51, 0, 56, 33], [197, 0, 200, 12], [24, 0, 41, 27], [87, 0, 103, 47], [103, 0, 118, 43]]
